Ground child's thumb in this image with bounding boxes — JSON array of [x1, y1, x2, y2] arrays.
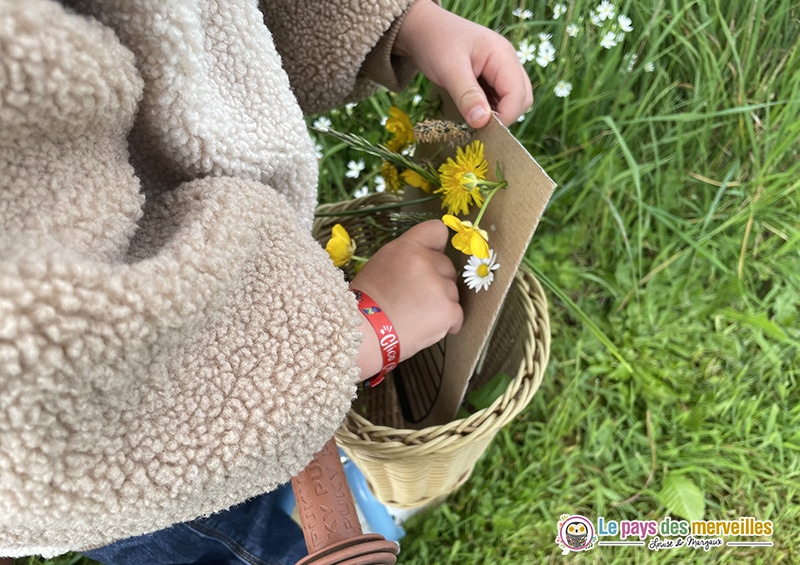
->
[[448, 78, 492, 128]]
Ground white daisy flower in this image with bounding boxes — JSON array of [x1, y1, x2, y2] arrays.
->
[[313, 116, 332, 131], [644, 61, 655, 72], [566, 23, 580, 37], [462, 250, 501, 292], [618, 14, 633, 33], [554, 80, 573, 98], [512, 7, 534, 19], [553, 3, 567, 19], [516, 38, 537, 63], [596, 0, 615, 21], [600, 30, 618, 49], [536, 40, 556, 67], [345, 159, 365, 179]]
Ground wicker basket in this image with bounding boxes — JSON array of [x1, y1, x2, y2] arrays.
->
[[314, 194, 550, 508]]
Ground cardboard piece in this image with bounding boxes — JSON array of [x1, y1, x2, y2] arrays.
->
[[385, 106, 556, 428]]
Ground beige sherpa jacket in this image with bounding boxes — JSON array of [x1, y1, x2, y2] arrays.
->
[[0, 0, 417, 557]]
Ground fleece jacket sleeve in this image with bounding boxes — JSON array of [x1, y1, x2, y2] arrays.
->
[[0, 0, 362, 556], [259, 0, 418, 114]]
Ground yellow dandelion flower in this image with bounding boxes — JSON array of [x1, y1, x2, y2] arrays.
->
[[385, 106, 415, 150], [401, 169, 435, 193], [442, 215, 490, 259], [436, 140, 489, 216], [325, 224, 356, 267], [381, 161, 402, 193]]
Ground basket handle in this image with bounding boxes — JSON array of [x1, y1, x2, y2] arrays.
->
[[291, 437, 399, 565]]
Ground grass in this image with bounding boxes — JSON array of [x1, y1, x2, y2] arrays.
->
[[16, 0, 799, 563]]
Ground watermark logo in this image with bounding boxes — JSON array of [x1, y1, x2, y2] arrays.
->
[[555, 514, 598, 554], [555, 514, 773, 555]]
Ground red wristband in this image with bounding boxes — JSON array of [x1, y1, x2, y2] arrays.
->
[[351, 289, 400, 387]]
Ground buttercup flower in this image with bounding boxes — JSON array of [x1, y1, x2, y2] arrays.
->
[[554, 80, 573, 98], [345, 159, 365, 179], [384, 106, 415, 151], [462, 249, 500, 292], [381, 161, 402, 193], [442, 215, 490, 259], [436, 140, 488, 215], [325, 224, 356, 267], [401, 168, 435, 193]]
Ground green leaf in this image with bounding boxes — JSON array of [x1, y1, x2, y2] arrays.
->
[[658, 474, 706, 522]]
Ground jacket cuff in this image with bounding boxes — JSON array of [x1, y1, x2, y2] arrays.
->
[[359, 0, 440, 92]]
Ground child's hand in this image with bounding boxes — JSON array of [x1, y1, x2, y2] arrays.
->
[[350, 220, 463, 381], [395, 0, 533, 128]]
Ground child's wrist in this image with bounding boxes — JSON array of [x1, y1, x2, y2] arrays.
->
[[350, 288, 400, 387]]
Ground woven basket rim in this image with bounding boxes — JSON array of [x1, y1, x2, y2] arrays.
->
[[335, 267, 550, 453]]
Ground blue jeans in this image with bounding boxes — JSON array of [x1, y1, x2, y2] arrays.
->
[[83, 486, 307, 565]]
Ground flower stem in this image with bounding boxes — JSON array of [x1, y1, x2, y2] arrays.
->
[[315, 194, 440, 218], [473, 182, 506, 228]]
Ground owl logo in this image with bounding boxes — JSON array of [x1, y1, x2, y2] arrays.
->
[[565, 520, 588, 548], [556, 514, 597, 554]]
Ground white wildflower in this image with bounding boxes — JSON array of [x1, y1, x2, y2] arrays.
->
[[412, 94, 423, 105], [554, 80, 573, 98], [353, 186, 370, 198], [512, 7, 534, 19], [374, 175, 386, 193], [600, 31, 618, 49], [536, 40, 556, 67], [618, 14, 633, 33], [644, 61, 655, 72], [596, 0, 615, 21], [566, 23, 580, 37], [589, 10, 603, 26], [462, 250, 501, 292], [345, 159, 365, 179], [625, 53, 638, 72], [314, 143, 324, 159], [538, 32, 553, 42], [313, 116, 332, 131], [516, 38, 537, 63], [553, 3, 567, 19]]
